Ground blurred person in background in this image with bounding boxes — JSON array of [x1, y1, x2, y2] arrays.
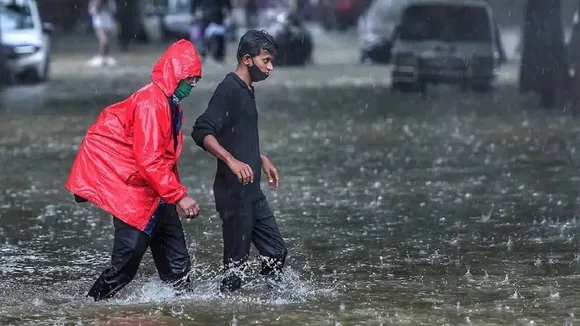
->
[[88, 0, 117, 67], [245, 0, 258, 29], [191, 0, 232, 59], [117, 0, 138, 52], [67, 40, 203, 301]]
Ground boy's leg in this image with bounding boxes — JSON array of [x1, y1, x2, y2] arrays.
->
[[219, 203, 253, 291], [251, 199, 288, 276], [150, 204, 192, 286], [87, 217, 149, 301]]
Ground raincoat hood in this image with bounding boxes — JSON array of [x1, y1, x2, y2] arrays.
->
[[151, 39, 202, 97]]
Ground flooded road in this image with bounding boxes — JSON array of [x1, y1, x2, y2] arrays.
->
[[1, 43, 580, 325]]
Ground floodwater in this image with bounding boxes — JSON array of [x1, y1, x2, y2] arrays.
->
[[1, 50, 580, 325]]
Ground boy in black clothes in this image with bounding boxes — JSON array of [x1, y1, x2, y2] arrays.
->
[[191, 30, 287, 292]]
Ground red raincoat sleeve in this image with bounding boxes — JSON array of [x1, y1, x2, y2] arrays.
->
[[132, 98, 187, 204]]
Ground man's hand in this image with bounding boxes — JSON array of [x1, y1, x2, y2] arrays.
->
[[261, 155, 279, 191], [176, 196, 200, 219], [227, 158, 254, 185]]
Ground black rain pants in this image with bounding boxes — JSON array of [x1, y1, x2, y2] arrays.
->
[[219, 198, 287, 290], [87, 204, 191, 301]]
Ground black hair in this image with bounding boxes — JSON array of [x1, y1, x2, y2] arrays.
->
[[236, 30, 278, 62]]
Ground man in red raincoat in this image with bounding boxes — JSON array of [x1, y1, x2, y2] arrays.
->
[[66, 39, 203, 301]]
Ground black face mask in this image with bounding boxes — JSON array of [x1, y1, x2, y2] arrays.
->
[[248, 58, 269, 83]]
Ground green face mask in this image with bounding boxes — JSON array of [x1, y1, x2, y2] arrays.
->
[[174, 80, 193, 100]]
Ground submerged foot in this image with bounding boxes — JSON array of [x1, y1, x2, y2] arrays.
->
[[220, 274, 242, 293], [173, 276, 195, 295], [264, 274, 285, 290]]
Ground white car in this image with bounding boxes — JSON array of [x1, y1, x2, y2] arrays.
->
[[0, 0, 52, 83]]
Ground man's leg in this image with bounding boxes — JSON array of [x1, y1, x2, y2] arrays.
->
[[150, 204, 192, 287], [87, 217, 149, 301], [251, 199, 288, 277], [219, 204, 253, 292]]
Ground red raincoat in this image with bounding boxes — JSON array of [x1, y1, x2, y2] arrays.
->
[[66, 40, 202, 231]]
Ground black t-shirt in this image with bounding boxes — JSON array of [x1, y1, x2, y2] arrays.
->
[[191, 73, 264, 211]]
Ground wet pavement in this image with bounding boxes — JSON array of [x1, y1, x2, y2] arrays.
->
[[1, 32, 580, 325]]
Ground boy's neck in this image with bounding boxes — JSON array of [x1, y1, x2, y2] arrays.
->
[[235, 67, 252, 88]]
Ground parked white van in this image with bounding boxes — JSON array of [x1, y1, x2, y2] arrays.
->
[[0, 0, 52, 83], [390, 0, 503, 93]]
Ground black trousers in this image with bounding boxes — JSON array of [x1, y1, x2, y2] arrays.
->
[[219, 198, 287, 276], [87, 205, 191, 301]]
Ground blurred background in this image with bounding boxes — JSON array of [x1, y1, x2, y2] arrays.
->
[[2, 0, 580, 105]]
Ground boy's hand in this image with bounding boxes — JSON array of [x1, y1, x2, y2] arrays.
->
[[261, 155, 279, 191], [227, 158, 254, 184]]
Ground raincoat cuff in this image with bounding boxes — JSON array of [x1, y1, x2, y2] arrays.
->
[[173, 190, 188, 204]]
